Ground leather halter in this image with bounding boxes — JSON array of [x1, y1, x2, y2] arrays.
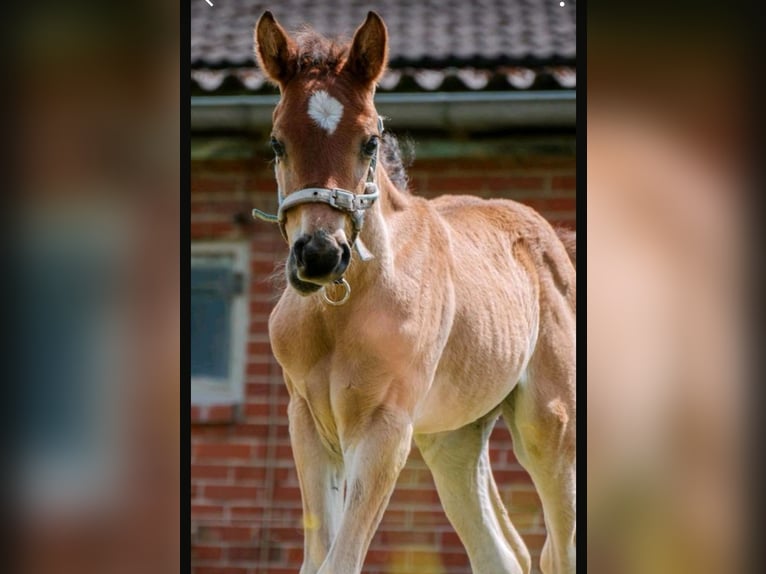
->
[[252, 116, 384, 262]]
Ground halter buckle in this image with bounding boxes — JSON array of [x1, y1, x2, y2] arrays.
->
[[330, 189, 355, 211]]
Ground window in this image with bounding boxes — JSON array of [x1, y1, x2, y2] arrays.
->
[[16, 208, 130, 512], [191, 242, 249, 405]]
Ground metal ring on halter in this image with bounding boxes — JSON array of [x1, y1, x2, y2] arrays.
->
[[321, 278, 351, 306]]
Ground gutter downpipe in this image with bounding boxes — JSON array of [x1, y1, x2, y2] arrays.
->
[[191, 91, 575, 132]]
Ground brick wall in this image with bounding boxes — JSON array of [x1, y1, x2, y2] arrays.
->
[[191, 136, 575, 574]]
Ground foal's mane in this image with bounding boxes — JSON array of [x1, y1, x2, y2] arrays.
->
[[293, 27, 350, 75], [380, 132, 413, 193]]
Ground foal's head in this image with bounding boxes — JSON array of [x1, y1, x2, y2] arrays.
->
[[255, 11, 388, 295]]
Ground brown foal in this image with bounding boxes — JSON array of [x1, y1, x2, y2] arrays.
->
[[253, 11, 576, 574]]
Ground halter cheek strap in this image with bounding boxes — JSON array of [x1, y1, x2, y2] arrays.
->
[[252, 116, 384, 263]]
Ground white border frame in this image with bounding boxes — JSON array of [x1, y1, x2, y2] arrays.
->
[[191, 241, 250, 406]]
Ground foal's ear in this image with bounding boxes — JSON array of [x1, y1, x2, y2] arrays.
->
[[343, 11, 388, 86], [254, 11, 297, 87]]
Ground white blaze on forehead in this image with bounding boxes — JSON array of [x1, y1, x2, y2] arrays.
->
[[307, 90, 344, 135]]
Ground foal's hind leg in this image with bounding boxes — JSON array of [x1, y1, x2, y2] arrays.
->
[[415, 414, 531, 574], [502, 342, 576, 573]]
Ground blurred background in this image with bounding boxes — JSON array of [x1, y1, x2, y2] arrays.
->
[[190, 1, 574, 573], [6, 0, 755, 572], [587, 2, 755, 573], [6, 0, 179, 573]]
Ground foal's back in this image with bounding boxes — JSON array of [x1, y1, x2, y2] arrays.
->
[[411, 194, 575, 433]]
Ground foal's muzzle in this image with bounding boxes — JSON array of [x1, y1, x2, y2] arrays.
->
[[289, 231, 351, 290]]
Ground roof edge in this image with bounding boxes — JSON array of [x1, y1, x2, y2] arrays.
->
[[191, 91, 576, 132]]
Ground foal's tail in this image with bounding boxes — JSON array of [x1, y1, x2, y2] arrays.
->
[[555, 227, 576, 269]]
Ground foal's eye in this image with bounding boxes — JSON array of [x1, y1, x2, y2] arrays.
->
[[362, 136, 379, 156], [270, 137, 285, 157]]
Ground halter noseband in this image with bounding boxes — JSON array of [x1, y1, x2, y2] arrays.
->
[[252, 116, 384, 263]]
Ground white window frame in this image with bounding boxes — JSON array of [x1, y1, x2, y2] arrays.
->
[[191, 241, 250, 406]]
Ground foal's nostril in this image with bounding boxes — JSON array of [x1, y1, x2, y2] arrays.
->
[[339, 242, 351, 270], [293, 235, 309, 267]]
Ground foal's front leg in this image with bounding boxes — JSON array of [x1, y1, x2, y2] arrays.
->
[[288, 395, 344, 574], [317, 407, 413, 574]]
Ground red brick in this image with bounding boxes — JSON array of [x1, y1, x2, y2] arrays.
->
[[192, 464, 230, 480], [191, 504, 225, 518], [440, 550, 470, 567], [390, 488, 440, 505], [192, 404, 238, 424], [234, 466, 291, 482], [492, 469, 534, 485], [551, 175, 576, 190], [246, 341, 273, 355], [191, 177, 240, 194], [513, 156, 576, 169], [191, 544, 222, 561], [204, 485, 260, 501], [250, 259, 278, 274], [408, 509, 450, 526], [364, 549, 393, 565], [194, 443, 252, 460], [191, 425, 231, 439], [193, 568, 248, 574], [245, 362, 272, 376], [229, 506, 263, 520], [231, 466, 266, 481], [190, 222, 237, 239], [230, 422, 272, 438], [440, 158, 509, 170], [248, 317, 270, 333], [243, 402, 270, 418], [509, 489, 542, 509], [221, 526, 253, 542], [245, 382, 271, 396], [244, 174, 281, 193], [380, 530, 437, 546], [546, 214, 577, 226], [285, 546, 305, 564], [407, 158, 476, 171], [227, 545, 262, 561], [197, 525, 254, 542], [274, 484, 301, 501], [191, 200, 252, 214], [524, 533, 547, 552], [426, 175, 488, 192], [440, 530, 464, 548], [519, 197, 576, 212], [267, 525, 303, 542], [396, 467, 425, 486], [208, 404, 237, 422], [193, 159, 262, 173], [378, 509, 409, 527], [486, 176, 546, 191], [407, 175, 428, 193]]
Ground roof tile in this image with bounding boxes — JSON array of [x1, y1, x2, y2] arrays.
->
[[191, 0, 576, 93], [191, 0, 576, 66]]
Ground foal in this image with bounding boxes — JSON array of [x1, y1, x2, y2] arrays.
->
[[253, 11, 576, 574]]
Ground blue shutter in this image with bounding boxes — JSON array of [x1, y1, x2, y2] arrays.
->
[[191, 265, 241, 379]]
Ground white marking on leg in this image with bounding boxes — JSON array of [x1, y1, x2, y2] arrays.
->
[[307, 90, 344, 135]]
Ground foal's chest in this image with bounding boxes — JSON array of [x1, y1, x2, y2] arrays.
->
[[268, 295, 424, 438]]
